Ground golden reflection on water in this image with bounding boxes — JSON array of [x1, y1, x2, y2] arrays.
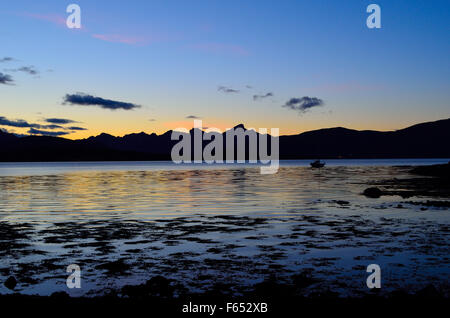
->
[[0, 166, 413, 223]]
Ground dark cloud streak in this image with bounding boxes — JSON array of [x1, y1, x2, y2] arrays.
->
[[0, 116, 40, 128], [0, 116, 84, 131], [0, 73, 14, 85], [0, 57, 14, 63], [68, 126, 87, 131], [27, 128, 70, 137], [44, 118, 78, 124], [64, 93, 141, 110], [218, 86, 239, 93], [17, 66, 39, 75], [282, 96, 324, 114], [5, 66, 39, 76], [253, 92, 273, 101]]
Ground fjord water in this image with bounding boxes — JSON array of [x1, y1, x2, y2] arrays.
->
[[0, 159, 448, 222], [0, 159, 448, 296]]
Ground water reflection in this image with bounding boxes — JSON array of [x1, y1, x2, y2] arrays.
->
[[0, 163, 448, 297], [0, 165, 442, 223]]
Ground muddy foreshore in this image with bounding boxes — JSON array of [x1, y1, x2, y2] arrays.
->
[[0, 164, 449, 311]]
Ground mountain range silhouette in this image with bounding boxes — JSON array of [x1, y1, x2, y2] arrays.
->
[[0, 118, 449, 162]]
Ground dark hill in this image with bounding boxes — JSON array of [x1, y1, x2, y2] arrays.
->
[[0, 118, 449, 161]]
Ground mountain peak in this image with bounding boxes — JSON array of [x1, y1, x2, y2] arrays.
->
[[1, 118, 449, 160], [233, 123, 246, 130]]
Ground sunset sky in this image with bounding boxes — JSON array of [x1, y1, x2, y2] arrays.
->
[[1, 0, 449, 139]]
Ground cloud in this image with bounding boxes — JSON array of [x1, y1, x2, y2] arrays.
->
[[0, 73, 14, 85], [92, 31, 173, 45], [218, 86, 239, 93], [6, 65, 39, 76], [188, 43, 249, 56], [63, 93, 141, 110], [44, 118, 78, 124], [17, 66, 39, 75], [0, 116, 77, 130], [22, 12, 66, 27], [43, 124, 64, 130], [92, 34, 148, 45], [27, 128, 70, 137], [253, 92, 273, 101], [282, 96, 324, 113], [148, 119, 156, 122], [0, 116, 40, 128], [186, 115, 201, 119], [0, 57, 14, 63], [67, 126, 87, 131]]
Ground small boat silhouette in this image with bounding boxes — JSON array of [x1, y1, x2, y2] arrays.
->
[[310, 160, 325, 168]]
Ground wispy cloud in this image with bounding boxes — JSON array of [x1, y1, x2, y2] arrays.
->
[[0, 116, 37, 128], [92, 31, 172, 45], [282, 96, 324, 114], [0, 115, 85, 136], [0, 57, 15, 63], [186, 115, 201, 119], [28, 128, 70, 137], [0, 73, 14, 85], [67, 126, 87, 131], [39, 118, 86, 131], [6, 65, 39, 76], [92, 34, 149, 45], [44, 118, 78, 124], [17, 66, 39, 75], [253, 92, 273, 101], [218, 86, 240, 94], [63, 93, 141, 110], [22, 12, 66, 27], [43, 124, 64, 130], [0, 116, 77, 130], [188, 43, 249, 56]]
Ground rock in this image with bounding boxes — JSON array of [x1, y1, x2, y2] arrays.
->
[[50, 291, 70, 299], [363, 187, 382, 198], [291, 272, 317, 289], [95, 258, 130, 275], [410, 163, 450, 177], [416, 284, 442, 298], [145, 276, 173, 297], [4, 276, 17, 290], [121, 275, 173, 298]]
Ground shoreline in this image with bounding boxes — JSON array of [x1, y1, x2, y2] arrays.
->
[[0, 163, 448, 306]]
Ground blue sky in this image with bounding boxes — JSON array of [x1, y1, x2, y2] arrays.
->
[[0, 0, 449, 138]]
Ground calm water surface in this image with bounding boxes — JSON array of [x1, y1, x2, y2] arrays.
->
[[0, 159, 448, 297]]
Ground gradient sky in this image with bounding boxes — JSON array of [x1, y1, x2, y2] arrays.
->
[[1, 0, 449, 139]]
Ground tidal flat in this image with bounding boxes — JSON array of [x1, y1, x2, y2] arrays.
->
[[0, 161, 448, 303]]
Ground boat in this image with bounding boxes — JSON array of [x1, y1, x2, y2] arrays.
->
[[310, 160, 325, 168]]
